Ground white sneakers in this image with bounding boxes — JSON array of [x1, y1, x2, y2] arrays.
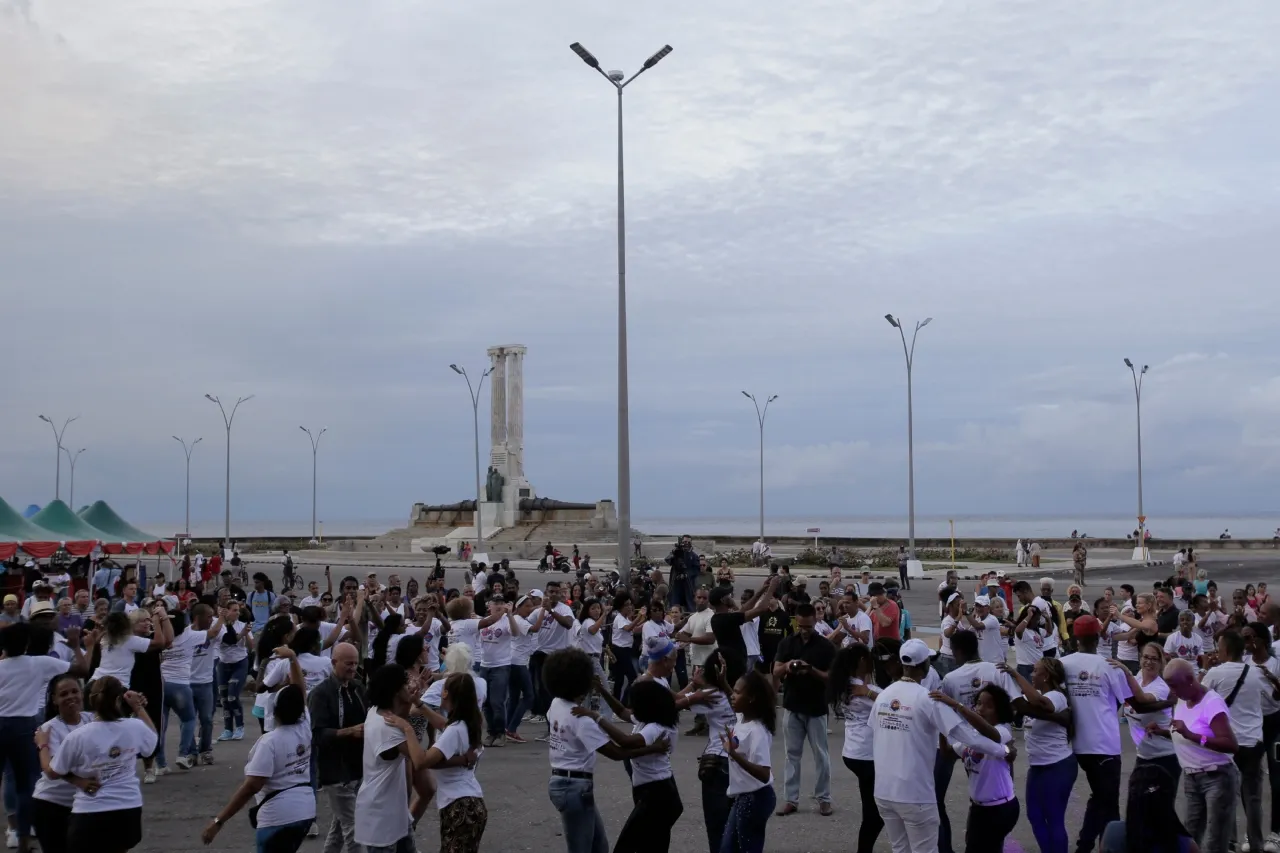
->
[[1264, 833, 1280, 853], [5, 829, 17, 850], [175, 755, 195, 770]]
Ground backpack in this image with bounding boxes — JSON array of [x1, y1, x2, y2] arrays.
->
[[284, 555, 294, 572]]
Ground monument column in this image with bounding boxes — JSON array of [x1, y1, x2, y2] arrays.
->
[[488, 346, 507, 450], [507, 346, 526, 477]]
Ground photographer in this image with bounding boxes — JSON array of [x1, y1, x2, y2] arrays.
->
[[665, 536, 700, 612]]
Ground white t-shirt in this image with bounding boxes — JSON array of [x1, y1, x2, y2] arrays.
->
[[256, 659, 291, 716], [423, 672, 488, 710], [687, 690, 737, 759], [547, 697, 610, 773], [1124, 676, 1175, 759], [50, 718, 157, 814], [534, 603, 576, 653], [922, 667, 942, 692], [413, 618, 444, 671], [1171, 690, 1235, 771], [839, 612, 873, 648], [1202, 661, 1264, 747], [355, 709, 411, 848], [299, 595, 322, 610], [159, 627, 203, 684], [479, 614, 525, 668], [841, 678, 882, 761], [1024, 690, 1072, 766], [90, 634, 152, 689], [217, 625, 252, 666], [296, 653, 334, 692], [1196, 611, 1225, 650], [938, 615, 969, 658], [951, 725, 1015, 805], [871, 680, 1006, 804], [244, 719, 315, 828], [726, 716, 773, 796], [367, 602, 409, 655], [686, 609, 717, 666], [511, 618, 537, 667], [1163, 632, 1204, 664], [641, 619, 675, 647], [33, 713, 95, 807], [1060, 652, 1133, 755], [577, 618, 604, 656], [317, 621, 348, 660], [0, 656, 72, 717], [629, 722, 677, 786], [190, 630, 217, 684], [1254, 658, 1280, 717], [431, 721, 484, 810], [813, 620, 833, 640], [610, 613, 635, 649], [975, 615, 1006, 664], [941, 662, 1022, 710], [450, 618, 483, 666], [741, 617, 762, 657], [1014, 620, 1046, 667]]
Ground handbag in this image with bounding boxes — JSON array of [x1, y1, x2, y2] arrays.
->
[[248, 783, 311, 829], [697, 751, 726, 781]]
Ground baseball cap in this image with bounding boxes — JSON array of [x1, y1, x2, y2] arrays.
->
[[945, 592, 961, 606], [28, 601, 56, 618], [1073, 614, 1102, 637], [996, 569, 1006, 578], [528, 589, 544, 598], [3, 595, 16, 605], [900, 638, 934, 666], [974, 595, 991, 607]]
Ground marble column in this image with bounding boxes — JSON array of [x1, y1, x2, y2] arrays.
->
[[488, 346, 506, 450], [507, 346, 526, 477]]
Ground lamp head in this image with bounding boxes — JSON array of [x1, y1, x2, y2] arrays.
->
[[768, 395, 779, 403], [919, 317, 933, 329], [1123, 358, 1133, 368], [741, 390, 752, 399], [299, 426, 307, 433], [606, 70, 624, 82], [569, 42, 599, 68], [643, 45, 673, 69], [1142, 365, 1149, 374], [204, 393, 217, 402], [38, 414, 50, 423], [884, 314, 900, 328], [450, 364, 463, 375]]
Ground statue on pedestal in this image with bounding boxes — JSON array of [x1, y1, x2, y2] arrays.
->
[[485, 466, 506, 502]]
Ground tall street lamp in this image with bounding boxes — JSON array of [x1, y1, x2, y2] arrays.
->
[[299, 427, 327, 543], [569, 40, 673, 580], [741, 392, 778, 542], [64, 447, 86, 509], [450, 364, 492, 544], [1124, 358, 1149, 560], [172, 436, 202, 537], [37, 414, 79, 502], [205, 394, 254, 548], [885, 314, 932, 561]]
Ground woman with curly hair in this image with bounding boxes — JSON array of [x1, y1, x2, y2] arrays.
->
[[720, 670, 776, 853]]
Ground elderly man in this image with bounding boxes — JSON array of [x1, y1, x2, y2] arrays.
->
[[309, 642, 367, 853], [71, 589, 93, 621], [1161, 657, 1239, 853], [20, 580, 55, 620]]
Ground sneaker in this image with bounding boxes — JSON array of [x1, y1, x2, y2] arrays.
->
[[6, 829, 17, 850], [506, 732, 528, 744], [232, 727, 245, 741], [143, 769, 157, 784], [489, 735, 506, 748], [1263, 833, 1280, 853], [307, 823, 319, 838], [1244, 843, 1252, 853], [535, 733, 551, 743], [154, 766, 171, 777], [217, 730, 234, 742], [201, 752, 215, 765], [175, 756, 194, 770]]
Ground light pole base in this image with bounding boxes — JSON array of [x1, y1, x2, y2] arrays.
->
[[1130, 546, 1149, 561], [906, 559, 926, 579]]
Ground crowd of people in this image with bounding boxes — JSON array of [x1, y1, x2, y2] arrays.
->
[[0, 548, 1278, 853]]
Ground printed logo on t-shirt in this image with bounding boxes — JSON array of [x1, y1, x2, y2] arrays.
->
[[970, 677, 982, 689], [295, 744, 305, 756], [889, 699, 902, 711], [108, 746, 121, 758]]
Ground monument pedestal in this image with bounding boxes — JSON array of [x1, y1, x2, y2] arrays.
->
[[907, 559, 926, 579], [477, 502, 503, 539], [1131, 546, 1149, 561]]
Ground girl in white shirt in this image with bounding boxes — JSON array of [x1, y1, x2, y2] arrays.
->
[[934, 684, 1019, 853], [721, 670, 777, 853], [576, 599, 613, 717], [415, 673, 487, 853], [1001, 658, 1074, 853], [681, 651, 739, 853], [32, 675, 93, 853], [827, 644, 883, 853], [89, 610, 170, 690], [610, 596, 645, 704], [214, 602, 254, 741]]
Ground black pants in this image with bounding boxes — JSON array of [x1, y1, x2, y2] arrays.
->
[[1265, 712, 1280, 832], [935, 751, 958, 853], [967, 799, 1021, 853], [613, 777, 684, 853], [31, 798, 70, 853], [529, 652, 551, 717], [610, 651, 639, 705], [1135, 753, 1183, 791], [1074, 754, 1121, 853], [700, 757, 733, 853], [842, 757, 884, 853], [898, 564, 910, 590]]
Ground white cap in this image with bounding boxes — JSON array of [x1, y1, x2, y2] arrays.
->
[[900, 638, 934, 666], [974, 595, 991, 607], [528, 589, 545, 598], [945, 592, 961, 606]]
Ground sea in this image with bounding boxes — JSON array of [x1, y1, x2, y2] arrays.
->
[[134, 514, 1280, 541]]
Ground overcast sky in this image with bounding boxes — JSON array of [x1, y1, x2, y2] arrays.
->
[[3, 1, 1280, 534]]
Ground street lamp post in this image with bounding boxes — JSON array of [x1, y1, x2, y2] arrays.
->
[[569, 40, 673, 581], [885, 315, 932, 561], [64, 448, 86, 509], [299, 427, 326, 543], [741, 392, 778, 542], [450, 364, 492, 544], [1124, 358, 1149, 560], [204, 394, 254, 548], [37, 414, 79, 502], [172, 436, 202, 537]]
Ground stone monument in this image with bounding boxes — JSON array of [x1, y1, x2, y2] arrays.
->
[[479, 344, 535, 534]]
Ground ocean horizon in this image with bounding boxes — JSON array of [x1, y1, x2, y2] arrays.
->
[[130, 513, 1280, 541]]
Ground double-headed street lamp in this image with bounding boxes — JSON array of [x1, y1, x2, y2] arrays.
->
[[64, 447, 86, 508], [450, 364, 492, 544], [1124, 358, 1149, 559], [205, 394, 253, 548], [885, 315, 932, 560], [172, 436, 202, 537], [569, 40, 673, 580], [741, 392, 778, 542], [299, 427, 326, 543], [37, 414, 79, 502]]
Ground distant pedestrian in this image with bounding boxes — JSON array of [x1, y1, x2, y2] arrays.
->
[[1073, 542, 1088, 589], [896, 548, 910, 590]]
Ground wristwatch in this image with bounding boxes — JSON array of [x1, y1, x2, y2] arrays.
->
[[1002, 744, 1012, 758], [1200, 734, 1208, 747]]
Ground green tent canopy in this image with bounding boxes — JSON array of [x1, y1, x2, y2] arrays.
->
[[0, 497, 84, 558], [78, 501, 174, 554], [30, 500, 116, 543]]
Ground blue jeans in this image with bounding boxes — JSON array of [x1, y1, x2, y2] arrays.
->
[[255, 817, 311, 853], [506, 664, 535, 733], [158, 681, 196, 766], [217, 658, 248, 731], [479, 665, 511, 739], [782, 710, 830, 804], [1027, 755, 1078, 853], [548, 775, 609, 853], [191, 681, 216, 754], [0, 715, 38, 837], [1185, 763, 1239, 853], [720, 785, 775, 853]]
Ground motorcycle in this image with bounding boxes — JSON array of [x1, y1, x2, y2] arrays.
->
[[538, 550, 572, 574]]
